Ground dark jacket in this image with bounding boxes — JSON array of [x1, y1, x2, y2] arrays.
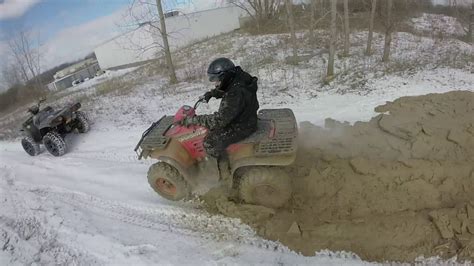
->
[[196, 67, 259, 131]]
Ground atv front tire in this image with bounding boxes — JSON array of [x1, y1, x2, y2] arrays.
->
[[43, 131, 67, 156], [21, 136, 41, 156], [75, 111, 90, 133], [238, 167, 292, 209], [147, 162, 190, 201]]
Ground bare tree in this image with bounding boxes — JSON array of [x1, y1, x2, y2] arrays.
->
[[1, 63, 22, 88], [8, 48, 30, 83], [327, 0, 337, 79], [343, 0, 349, 56], [309, 0, 331, 44], [231, 0, 283, 32], [121, 0, 178, 83], [309, 0, 316, 42], [320, 0, 326, 18], [451, 0, 474, 42], [366, 0, 377, 55], [155, 0, 177, 83], [470, 2, 473, 43], [7, 30, 43, 88], [382, 0, 393, 62], [285, 0, 298, 63]]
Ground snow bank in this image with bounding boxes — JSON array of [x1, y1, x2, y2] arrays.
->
[[411, 13, 466, 37]]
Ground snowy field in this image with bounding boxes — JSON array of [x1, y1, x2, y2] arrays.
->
[[1, 14, 474, 264], [1, 66, 473, 264]]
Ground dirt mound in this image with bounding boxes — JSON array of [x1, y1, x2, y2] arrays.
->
[[205, 90, 474, 262]]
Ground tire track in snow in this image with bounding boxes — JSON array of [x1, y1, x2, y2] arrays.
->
[[29, 186, 290, 253], [0, 166, 100, 265], [65, 150, 144, 164]]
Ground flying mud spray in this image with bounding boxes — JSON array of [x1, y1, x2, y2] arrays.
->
[[202, 91, 474, 262]]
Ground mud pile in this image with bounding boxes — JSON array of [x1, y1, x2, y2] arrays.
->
[[205, 90, 474, 262]]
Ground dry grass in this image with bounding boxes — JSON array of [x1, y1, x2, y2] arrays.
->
[[0, 85, 48, 114], [94, 77, 138, 96], [140, 59, 169, 77]]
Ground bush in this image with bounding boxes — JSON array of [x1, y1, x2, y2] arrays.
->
[[0, 84, 47, 113], [94, 78, 136, 96]]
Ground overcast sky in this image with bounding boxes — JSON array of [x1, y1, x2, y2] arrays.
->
[[0, 0, 220, 90]]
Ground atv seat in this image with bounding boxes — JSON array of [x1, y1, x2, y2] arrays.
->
[[33, 107, 58, 127]]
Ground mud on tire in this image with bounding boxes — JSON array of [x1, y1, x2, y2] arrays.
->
[[147, 162, 190, 201], [43, 131, 67, 156], [75, 111, 90, 133], [21, 136, 41, 156], [238, 167, 292, 209]]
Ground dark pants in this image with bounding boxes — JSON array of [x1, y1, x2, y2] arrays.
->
[[204, 127, 255, 158]]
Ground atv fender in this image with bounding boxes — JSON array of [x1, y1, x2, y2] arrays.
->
[[156, 155, 222, 190], [156, 156, 198, 188], [230, 153, 296, 176], [149, 138, 194, 167]]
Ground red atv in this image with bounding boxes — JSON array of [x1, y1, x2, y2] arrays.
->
[[135, 98, 298, 208]]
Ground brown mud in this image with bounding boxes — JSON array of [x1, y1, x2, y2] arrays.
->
[[203, 90, 474, 262]]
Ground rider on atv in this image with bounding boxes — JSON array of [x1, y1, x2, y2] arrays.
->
[[179, 58, 259, 159]]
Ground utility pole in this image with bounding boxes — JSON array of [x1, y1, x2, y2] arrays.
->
[[155, 0, 177, 84]]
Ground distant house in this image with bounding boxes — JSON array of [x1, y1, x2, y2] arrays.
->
[[94, 6, 247, 70], [432, 0, 472, 6], [50, 58, 100, 90]]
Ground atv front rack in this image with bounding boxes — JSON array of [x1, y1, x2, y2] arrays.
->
[[134, 116, 174, 159]]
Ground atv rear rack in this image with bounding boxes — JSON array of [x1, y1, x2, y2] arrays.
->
[[134, 116, 174, 159]]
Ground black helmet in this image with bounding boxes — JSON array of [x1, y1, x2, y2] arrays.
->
[[207, 58, 235, 82]]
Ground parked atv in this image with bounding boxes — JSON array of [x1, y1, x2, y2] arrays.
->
[[135, 98, 297, 208], [20, 98, 90, 157]]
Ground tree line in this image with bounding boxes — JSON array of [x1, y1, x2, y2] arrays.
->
[[1, 0, 472, 112], [156, 0, 472, 84], [0, 27, 95, 113]]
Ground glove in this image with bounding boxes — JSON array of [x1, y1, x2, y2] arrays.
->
[[202, 89, 224, 102], [203, 91, 213, 103], [178, 116, 196, 127]]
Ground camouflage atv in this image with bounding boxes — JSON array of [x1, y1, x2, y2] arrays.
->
[[135, 98, 297, 208], [21, 98, 90, 157]]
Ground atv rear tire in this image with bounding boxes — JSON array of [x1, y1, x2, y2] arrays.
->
[[238, 167, 292, 209], [43, 131, 67, 157], [75, 111, 90, 133], [21, 136, 41, 156], [147, 162, 190, 201]]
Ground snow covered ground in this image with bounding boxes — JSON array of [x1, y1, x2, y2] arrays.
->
[[1, 14, 473, 264], [411, 13, 466, 38], [1, 65, 472, 264]]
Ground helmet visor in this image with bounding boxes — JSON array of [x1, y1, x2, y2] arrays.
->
[[207, 72, 222, 82]]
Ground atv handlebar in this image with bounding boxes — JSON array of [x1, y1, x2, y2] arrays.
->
[[193, 97, 206, 110], [27, 98, 47, 114]]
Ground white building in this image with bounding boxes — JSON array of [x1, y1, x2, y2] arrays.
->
[[94, 6, 247, 70], [432, 0, 472, 6], [50, 58, 100, 90]]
